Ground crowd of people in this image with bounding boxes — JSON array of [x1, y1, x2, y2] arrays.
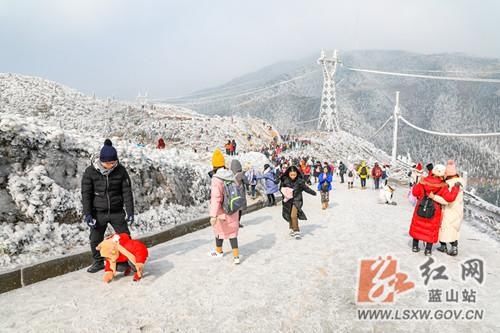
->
[[80, 138, 466, 278], [258, 139, 313, 160], [207, 149, 466, 258]]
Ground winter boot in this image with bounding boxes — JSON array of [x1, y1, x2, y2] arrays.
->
[[437, 243, 447, 253], [448, 246, 458, 256], [208, 248, 224, 258], [232, 248, 240, 264], [87, 261, 104, 273], [412, 239, 420, 253]]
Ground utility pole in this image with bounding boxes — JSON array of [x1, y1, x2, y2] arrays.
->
[[391, 91, 400, 165]]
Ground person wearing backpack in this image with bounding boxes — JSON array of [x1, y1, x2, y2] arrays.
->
[[371, 162, 383, 190], [430, 160, 465, 256], [409, 164, 461, 256], [317, 166, 333, 210], [346, 164, 355, 189], [208, 149, 241, 265], [338, 161, 346, 183], [231, 159, 249, 228], [280, 165, 317, 239], [257, 164, 279, 206], [357, 161, 370, 189]]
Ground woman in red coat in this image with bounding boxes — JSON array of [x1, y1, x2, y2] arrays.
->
[[409, 164, 460, 256]]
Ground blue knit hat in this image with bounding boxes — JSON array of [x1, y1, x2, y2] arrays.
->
[[100, 139, 118, 162]]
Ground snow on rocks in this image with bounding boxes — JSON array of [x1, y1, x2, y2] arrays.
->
[[234, 152, 269, 171], [7, 165, 80, 224], [0, 73, 278, 271]]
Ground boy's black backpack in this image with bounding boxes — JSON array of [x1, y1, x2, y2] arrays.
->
[[416, 190, 435, 219], [348, 170, 353, 177], [360, 166, 368, 176]]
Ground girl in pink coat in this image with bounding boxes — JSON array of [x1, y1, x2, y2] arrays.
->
[[208, 149, 241, 264]]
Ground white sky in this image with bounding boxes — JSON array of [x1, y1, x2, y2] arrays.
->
[[1, 0, 499, 99]]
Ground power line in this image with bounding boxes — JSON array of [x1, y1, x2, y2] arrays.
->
[[342, 65, 500, 84], [296, 117, 320, 124], [399, 116, 500, 137], [369, 115, 393, 139], [396, 69, 500, 75], [166, 70, 320, 105]]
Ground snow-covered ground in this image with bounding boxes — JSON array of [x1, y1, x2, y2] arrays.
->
[[1, 180, 498, 332], [0, 73, 401, 271], [0, 73, 284, 270]]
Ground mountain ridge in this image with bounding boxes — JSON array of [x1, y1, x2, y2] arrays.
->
[[165, 50, 500, 205]]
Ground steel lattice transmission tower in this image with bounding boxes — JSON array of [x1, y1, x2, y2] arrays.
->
[[317, 49, 340, 132]]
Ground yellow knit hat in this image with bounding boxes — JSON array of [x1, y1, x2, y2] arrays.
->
[[212, 148, 225, 168]]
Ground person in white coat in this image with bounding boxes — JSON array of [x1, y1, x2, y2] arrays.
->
[[346, 164, 355, 189], [429, 160, 464, 256], [379, 184, 397, 205]]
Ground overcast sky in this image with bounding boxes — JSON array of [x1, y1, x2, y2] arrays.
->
[[1, 0, 499, 100]]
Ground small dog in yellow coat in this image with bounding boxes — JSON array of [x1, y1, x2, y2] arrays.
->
[[96, 233, 149, 283]]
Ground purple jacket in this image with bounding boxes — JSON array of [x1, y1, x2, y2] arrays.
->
[[258, 168, 279, 194]]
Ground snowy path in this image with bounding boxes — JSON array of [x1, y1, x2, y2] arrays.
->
[[1, 182, 499, 332]]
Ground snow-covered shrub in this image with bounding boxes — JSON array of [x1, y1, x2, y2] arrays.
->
[[7, 165, 80, 225]]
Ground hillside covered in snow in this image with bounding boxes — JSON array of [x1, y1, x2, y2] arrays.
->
[[166, 50, 500, 205], [0, 73, 390, 270], [0, 73, 279, 269]]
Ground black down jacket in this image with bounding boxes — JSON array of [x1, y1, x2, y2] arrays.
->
[[81, 163, 134, 216], [280, 175, 316, 223]]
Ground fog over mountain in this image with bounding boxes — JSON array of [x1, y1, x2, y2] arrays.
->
[[164, 50, 500, 205]]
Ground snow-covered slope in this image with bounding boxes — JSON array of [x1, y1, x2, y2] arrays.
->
[[168, 51, 500, 206], [0, 73, 284, 270], [1, 72, 497, 274], [1, 183, 499, 332]]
